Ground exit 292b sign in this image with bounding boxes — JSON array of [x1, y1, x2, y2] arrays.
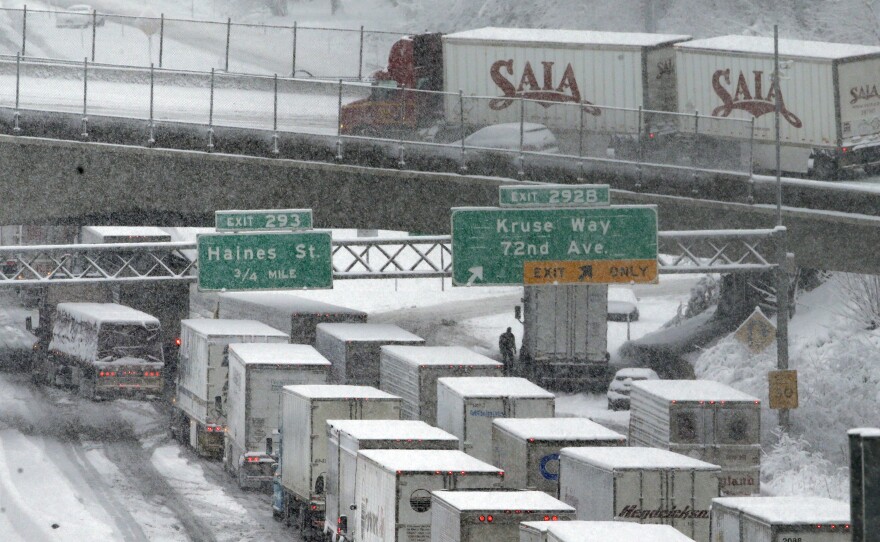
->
[[197, 231, 332, 291], [451, 206, 658, 286]]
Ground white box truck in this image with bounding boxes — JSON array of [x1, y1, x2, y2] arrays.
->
[[379, 345, 504, 425], [218, 291, 368, 345], [437, 376, 555, 463], [430, 490, 575, 542], [315, 323, 425, 387], [492, 417, 626, 495], [39, 302, 165, 400], [558, 446, 721, 542], [326, 420, 459, 541], [224, 343, 331, 488], [628, 379, 761, 496], [172, 319, 289, 458], [353, 449, 505, 542], [521, 521, 697, 542], [520, 285, 611, 391], [278, 385, 401, 538], [675, 36, 880, 176], [710, 496, 851, 542]]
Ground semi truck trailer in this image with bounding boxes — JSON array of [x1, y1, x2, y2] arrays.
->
[[278, 385, 401, 539], [172, 319, 289, 458], [379, 345, 504, 425], [325, 419, 459, 541], [628, 379, 761, 496], [224, 343, 331, 488], [437, 376, 555, 463]]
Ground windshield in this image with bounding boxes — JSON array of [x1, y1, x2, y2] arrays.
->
[[370, 80, 401, 101], [97, 323, 164, 363]]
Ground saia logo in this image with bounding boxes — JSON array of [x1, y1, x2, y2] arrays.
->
[[711, 69, 802, 128], [489, 59, 601, 115], [851, 84, 880, 104]]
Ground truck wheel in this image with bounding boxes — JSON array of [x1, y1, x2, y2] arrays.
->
[[812, 155, 838, 180], [78, 376, 95, 400]]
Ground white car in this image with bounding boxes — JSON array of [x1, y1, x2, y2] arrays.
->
[[608, 286, 639, 321], [453, 122, 559, 154], [56, 4, 105, 29], [607, 367, 659, 410]]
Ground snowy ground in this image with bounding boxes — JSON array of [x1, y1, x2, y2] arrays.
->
[[692, 276, 879, 500]]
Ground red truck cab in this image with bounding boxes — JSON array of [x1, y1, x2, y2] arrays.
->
[[340, 33, 444, 136]]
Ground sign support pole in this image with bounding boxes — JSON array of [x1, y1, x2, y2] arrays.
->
[[775, 225, 790, 432]]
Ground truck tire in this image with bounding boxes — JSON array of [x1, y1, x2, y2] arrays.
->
[[812, 155, 839, 180], [78, 375, 95, 400]]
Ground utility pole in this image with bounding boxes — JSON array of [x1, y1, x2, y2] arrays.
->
[[773, 26, 791, 434]]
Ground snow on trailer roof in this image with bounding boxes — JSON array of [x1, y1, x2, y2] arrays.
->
[[381, 345, 502, 366], [316, 323, 424, 342], [181, 319, 289, 338], [493, 418, 625, 441], [541, 521, 697, 541], [227, 343, 330, 365], [630, 379, 759, 402], [438, 377, 554, 398], [445, 27, 691, 48], [431, 490, 574, 512], [219, 291, 367, 316], [359, 449, 500, 473], [676, 35, 880, 60], [560, 446, 720, 471], [848, 427, 880, 438], [56, 303, 160, 325], [712, 496, 850, 524], [327, 419, 458, 441], [81, 225, 171, 239], [282, 384, 399, 400]]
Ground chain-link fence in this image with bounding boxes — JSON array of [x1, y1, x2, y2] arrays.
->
[[0, 6, 405, 80], [331, 83, 756, 176], [0, 52, 755, 177]]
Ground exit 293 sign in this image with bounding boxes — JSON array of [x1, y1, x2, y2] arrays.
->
[[451, 206, 658, 286]]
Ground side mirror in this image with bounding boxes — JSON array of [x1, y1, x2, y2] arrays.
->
[[25, 316, 32, 331]]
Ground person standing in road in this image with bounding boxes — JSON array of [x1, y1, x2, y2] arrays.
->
[[499, 327, 517, 375]]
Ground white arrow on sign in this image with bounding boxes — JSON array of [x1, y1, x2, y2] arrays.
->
[[466, 266, 484, 286]]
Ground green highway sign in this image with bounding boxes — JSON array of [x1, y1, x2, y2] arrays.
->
[[499, 184, 610, 207], [197, 231, 332, 291], [215, 209, 313, 231], [451, 206, 658, 286]]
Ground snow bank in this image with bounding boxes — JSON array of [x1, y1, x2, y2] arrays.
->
[[693, 275, 880, 496]]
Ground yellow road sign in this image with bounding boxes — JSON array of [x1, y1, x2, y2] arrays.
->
[[769, 370, 798, 410], [734, 307, 777, 353], [523, 259, 658, 285]]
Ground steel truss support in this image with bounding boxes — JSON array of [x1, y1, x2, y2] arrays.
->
[[0, 229, 785, 286]]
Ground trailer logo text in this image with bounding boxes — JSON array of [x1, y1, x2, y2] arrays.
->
[[711, 69, 802, 128], [618, 505, 709, 520], [851, 84, 880, 104], [489, 59, 601, 115]]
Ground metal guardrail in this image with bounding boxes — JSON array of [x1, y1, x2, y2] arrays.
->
[[0, 229, 785, 287], [0, 5, 406, 79]]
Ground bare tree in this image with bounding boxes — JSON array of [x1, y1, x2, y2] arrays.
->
[[837, 273, 880, 329]]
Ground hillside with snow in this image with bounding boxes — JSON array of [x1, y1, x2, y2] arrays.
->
[[692, 275, 880, 499]]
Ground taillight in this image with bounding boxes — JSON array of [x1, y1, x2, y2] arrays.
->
[[143, 371, 160, 377], [246, 456, 261, 463], [487, 515, 493, 523], [174, 337, 181, 346]]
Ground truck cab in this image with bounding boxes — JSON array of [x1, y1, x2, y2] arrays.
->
[[339, 33, 444, 136]]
